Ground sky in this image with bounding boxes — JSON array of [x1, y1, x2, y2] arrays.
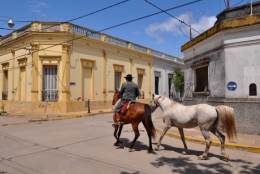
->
[[0, 0, 258, 58]]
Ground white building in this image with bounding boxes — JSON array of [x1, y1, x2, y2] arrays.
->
[[153, 52, 184, 99], [181, 2, 260, 135]]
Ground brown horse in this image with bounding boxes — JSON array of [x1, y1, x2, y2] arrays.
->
[[112, 90, 156, 153]]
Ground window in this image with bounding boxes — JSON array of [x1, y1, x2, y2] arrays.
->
[[115, 72, 121, 90], [195, 66, 208, 92], [138, 74, 143, 90], [138, 74, 144, 99], [43, 66, 58, 101], [154, 71, 161, 95], [249, 83, 257, 96], [168, 74, 173, 98], [2, 71, 8, 100]]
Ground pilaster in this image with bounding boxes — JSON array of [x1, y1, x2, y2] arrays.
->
[[61, 43, 70, 101], [31, 44, 39, 101], [102, 50, 107, 101], [129, 58, 133, 74], [11, 50, 15, 100]]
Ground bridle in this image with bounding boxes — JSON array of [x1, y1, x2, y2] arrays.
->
[[152, 95, 164, 111]]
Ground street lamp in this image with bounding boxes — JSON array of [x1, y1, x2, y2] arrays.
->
[[0, 16, 15, 28]]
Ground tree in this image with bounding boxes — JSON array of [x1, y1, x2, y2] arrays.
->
[[172, 67, 184, 97]]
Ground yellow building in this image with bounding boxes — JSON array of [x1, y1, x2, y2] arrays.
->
[[0, 22, 160, 113]]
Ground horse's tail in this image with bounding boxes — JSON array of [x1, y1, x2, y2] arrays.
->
[[215, 105, 237, 141], [144, 104, 156, 140]]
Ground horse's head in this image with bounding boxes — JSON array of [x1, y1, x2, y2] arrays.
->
[[150, 94, 164, 112], [112, 89, 121, 105]]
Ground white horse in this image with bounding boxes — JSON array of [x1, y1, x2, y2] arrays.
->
[[150, 94, 237, 161]]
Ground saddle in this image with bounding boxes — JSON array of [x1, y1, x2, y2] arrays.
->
[[121, 100, 135, 115]]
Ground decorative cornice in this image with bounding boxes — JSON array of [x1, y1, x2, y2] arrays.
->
[[181, 15, 260, 52]]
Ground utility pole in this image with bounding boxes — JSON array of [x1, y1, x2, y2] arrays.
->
[[189, 9, 192, 41], [227, 0, 230, 9]]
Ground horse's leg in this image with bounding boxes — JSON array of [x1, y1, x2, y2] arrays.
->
[[129, 122, 140, 152], [210, 128, 229, 161], [117, 124, 124, 147], [198, 127, 212, 160], [113, 125, 119, 146], [155, 125, 171, 151], [178, 128, 188, 155], [142, 120, 153, 154]]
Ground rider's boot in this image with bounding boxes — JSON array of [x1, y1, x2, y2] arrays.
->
[[112, 112, 124, 127]]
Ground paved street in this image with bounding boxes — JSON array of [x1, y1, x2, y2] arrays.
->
[[0, 113, 260, 174]]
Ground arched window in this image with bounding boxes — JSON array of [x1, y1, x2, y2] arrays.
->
[[249, 83, 257, 96]]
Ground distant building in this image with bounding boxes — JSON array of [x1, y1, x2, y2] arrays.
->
[[0, 22, 182, 113], [154, 54, 183, 99], [181, 2, 260, 135]]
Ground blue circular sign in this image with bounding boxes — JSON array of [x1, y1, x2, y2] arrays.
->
[[227, 81, 237, 91]]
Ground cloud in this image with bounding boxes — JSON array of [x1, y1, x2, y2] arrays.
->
[[145, 13, 217, 44], [134, 31, 141, 35], [29, 1, 49, 14]]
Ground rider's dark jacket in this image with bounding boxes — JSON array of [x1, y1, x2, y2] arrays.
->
[[114, 81, 140, 113]]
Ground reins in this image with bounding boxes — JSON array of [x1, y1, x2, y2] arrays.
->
[[154, 96, 164, 111]]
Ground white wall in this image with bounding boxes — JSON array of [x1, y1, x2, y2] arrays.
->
[[183, 24, 260, 99], [154, 56, 183, 98]]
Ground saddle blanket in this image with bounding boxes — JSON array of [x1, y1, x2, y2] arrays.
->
[[121, 100, 135, 114]]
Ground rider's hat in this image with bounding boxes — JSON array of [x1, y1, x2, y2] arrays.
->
[[124, 74, 134, 79]]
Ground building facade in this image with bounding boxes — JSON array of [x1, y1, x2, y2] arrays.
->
[[153, 54, 183, 99], [181, 2, 260, 135], [0, 22, 182, 113]]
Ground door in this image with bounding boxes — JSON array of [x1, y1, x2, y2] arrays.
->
[[168, 78, 172, 98], [43, 66, 57, 101], [115, 72, 121, 90], [155, 76, 159, 95], [83, 68, 92, 100], [20, 67, 26, 101]]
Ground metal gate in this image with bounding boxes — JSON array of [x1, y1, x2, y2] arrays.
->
[[42, 66, 58, 101]]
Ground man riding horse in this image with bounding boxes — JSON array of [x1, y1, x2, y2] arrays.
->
[[113, 74, 139, 127]]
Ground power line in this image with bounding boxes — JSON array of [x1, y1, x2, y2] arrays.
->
[[144, 0, 201, 35], [0, 0, 129, 34], [99, 0, 202, 32], [0, 0, 201, 64], [230, 0, 244, 8], [224, 0, 227, 8]]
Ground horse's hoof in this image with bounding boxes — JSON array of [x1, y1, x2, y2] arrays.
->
[[224, 155, 229, 162], [129, 148, 133, 152], [198, 155, 207, 160], [119, 141, 124, 147], [114, 143, 118, 146], [147, 151, 151, 154], [182, 151, 187, 155], [154, 147, 159, 151]]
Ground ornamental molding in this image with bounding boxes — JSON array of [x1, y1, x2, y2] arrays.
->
[[81, 58, 95, 68], [113, 64, 124, 72]]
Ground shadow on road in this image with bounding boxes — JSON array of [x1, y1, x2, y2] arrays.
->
[[151, 155, 260, 174]]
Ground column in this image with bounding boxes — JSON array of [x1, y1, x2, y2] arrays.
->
[[11, 50, 15, 100], [61, 43, 70, 101], [148, 62, 151, 98], [102, 50, 107, 101], [31, 44, 39, 101], [129, 58, 133, 74]]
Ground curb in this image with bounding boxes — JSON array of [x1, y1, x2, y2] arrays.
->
[[155, 128, 260, 153], [1, 111, 114, 126], [5, 110, 114, 120]]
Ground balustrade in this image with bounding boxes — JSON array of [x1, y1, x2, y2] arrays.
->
[[42, 90, 58, 102], [2, 91, 8, 100]]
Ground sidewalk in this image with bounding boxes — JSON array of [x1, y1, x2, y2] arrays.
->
[[1, 108, 260, 153]]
